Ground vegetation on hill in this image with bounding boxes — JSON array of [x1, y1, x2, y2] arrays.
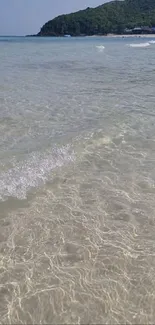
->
[[37, 0, 155, 36]]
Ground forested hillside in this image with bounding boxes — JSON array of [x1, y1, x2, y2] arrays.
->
[[37, 0, 155, 36]]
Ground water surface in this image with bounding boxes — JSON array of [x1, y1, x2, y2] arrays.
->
[[0, 36, 155, 324]]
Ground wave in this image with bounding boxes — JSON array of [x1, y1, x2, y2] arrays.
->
[[149, 40, 155, 44], [96, 45, 105, 52], [0, 145, 75, 201], [128, 42, 150, 48]]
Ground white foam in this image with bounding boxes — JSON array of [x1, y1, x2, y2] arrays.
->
[[128, 42, 150, 48], [149, 40, 155, 44], [96, 45, 105, 52], [0, 145, 75, 201]]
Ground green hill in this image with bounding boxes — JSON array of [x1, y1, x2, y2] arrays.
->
[[37, 0, 155, 36]]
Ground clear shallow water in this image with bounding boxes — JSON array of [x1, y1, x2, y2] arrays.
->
[[0, 36, 155, 324]]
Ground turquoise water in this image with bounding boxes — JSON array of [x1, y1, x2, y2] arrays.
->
[[0, 36, 155, 324]]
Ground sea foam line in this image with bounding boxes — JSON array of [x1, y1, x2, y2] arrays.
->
[[0, 145, 75, 201], [128, 42, 150, 48]]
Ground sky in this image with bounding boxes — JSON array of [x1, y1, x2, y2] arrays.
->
[[0, 0, 107, 36]]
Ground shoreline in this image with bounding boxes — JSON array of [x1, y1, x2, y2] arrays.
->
[[106, 34, 155, 38], [25, 33, 155, 38]]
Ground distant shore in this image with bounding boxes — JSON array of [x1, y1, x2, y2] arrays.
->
[[106, 34, 155, 38], [26, 34, 155, 38]]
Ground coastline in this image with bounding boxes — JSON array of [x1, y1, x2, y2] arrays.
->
[[106, 34, 155, 38], [25, 33, 155, 38]]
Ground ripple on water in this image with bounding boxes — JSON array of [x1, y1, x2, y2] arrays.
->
[[1, 37, 155, 324]]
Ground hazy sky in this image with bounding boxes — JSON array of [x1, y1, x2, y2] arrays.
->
[[0, 0, 107, 36]]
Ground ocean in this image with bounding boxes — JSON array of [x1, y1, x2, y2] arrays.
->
[[0, 36, 155, 324]]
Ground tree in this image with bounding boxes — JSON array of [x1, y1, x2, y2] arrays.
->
[[37, 0, 155, 36]]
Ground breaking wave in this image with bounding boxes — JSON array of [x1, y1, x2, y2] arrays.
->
[[96, 45, 105, 52], [128, 42, 150, 48], [0, 145, 75, 201], [149, 40, 155, 44]]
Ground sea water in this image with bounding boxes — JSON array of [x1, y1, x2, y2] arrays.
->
[[0, 36, 155, 324]]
